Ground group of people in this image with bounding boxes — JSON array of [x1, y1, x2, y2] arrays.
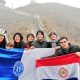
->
[[0, 28, 59, 49], [0, 28, 80, 57]]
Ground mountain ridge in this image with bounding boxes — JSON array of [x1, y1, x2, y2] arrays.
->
[[0, 3, 80, 45]]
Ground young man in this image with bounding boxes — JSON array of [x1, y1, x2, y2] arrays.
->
[[42, 36, 80, 58], [54, 36, 80, 57], [32, 30, 51, 48]]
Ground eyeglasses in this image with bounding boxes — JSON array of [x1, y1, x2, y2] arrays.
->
[[60, 41, 67, 44]]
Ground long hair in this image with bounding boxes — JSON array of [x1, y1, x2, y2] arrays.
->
[[0, 36, 7, 48], [13, 32, 26, 48]]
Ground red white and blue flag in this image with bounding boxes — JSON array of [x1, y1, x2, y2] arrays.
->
[[36, 53, 80, 80]]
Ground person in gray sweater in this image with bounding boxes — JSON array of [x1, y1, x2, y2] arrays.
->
[[48, 30, 60, 47]]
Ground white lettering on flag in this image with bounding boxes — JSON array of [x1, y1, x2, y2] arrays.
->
[[19, 48, 55, 80]]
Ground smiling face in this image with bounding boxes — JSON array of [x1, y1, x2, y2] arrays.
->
[[27, 35, 34, 42], [14, 35, 21, 43], [36, 32, 44, 42], [50, 34, 57, 40], [0, 34, 4, 43]]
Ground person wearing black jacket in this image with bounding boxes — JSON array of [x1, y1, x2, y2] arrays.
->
[[42, 36, 80, 58], [13, 32, 26, 49], [54, 36, 80, 57]]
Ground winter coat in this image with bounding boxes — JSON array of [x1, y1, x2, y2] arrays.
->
[[13, 41, 26, 49], [54, 44, 80, 57]]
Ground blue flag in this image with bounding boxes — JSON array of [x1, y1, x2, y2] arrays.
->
[[0, 48, 24, 80]]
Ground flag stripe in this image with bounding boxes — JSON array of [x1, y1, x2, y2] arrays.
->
[[42, 78, 78, 80], [66, 78, 78, 80], [36, 53, 80, 80], [36, 53, 80, 68]]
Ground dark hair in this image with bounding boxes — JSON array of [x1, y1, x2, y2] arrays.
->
[[59, 36, 68, 43], [27, 33, 34, 41], [36, 30, 44, 37], [13, 32, 23, 41], [0, 36, 7, 48], [13, 32, 26, 48]]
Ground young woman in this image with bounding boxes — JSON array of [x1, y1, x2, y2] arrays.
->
[[13, 32, 26, 49], [32, 30, 51, 48], [26, 33, 35, 49], [0, 29, 8, 49], [49, 30, 59, 47]]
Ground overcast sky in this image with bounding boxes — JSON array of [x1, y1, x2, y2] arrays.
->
[[5, 0, 80, 9]]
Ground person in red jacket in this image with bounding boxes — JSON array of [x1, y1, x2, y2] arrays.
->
[[26, 33, 35, 49]]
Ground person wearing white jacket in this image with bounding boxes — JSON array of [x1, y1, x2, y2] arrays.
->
[[0, 29, 8, 48]]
